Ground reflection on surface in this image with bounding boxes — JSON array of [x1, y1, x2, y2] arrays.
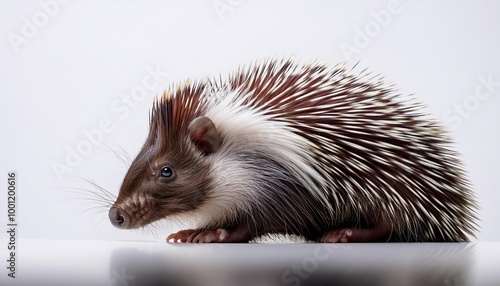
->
[[7, 240, 500, 286], [108, 243, 475, 286]]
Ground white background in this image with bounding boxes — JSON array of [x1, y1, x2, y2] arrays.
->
[[0, 0, 499, 241]]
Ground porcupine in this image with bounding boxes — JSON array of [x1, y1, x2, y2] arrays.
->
[[108, 59, 478, 243]]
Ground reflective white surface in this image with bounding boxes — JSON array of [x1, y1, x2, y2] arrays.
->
[[2, 240, 499, 286]]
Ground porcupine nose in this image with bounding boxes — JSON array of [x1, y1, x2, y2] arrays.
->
[[108, 207, 129, 229]]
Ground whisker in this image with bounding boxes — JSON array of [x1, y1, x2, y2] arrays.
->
[[63, 187, 114, 205], [54, 176, 118, 233], [92, 218, 108, 237], [98, 140, 132, 168], [114, 142, 133, 166], [70, 204, 109, 225], [78, 177, 116, 202]]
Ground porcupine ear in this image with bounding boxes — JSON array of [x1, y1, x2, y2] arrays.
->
[[188, 116, 220, 154]]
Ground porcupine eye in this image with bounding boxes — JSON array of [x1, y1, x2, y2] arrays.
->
[[160, 166, 173, 178]]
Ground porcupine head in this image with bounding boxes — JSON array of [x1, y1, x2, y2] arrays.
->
[[108, 77, 295, 244], [108, 87, 219, 227]]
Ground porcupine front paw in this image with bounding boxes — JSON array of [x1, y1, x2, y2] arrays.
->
[[167, 228, 249, 243]]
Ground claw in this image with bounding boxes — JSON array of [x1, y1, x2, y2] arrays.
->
[[166, 229, 198, 243]]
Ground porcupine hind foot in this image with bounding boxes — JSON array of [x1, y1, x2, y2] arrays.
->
[[167, 228, 251, 243], [321, 227, 391, 243]]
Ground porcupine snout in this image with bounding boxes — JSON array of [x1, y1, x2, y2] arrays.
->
[[109, 192, 155, 230], [108, 206, 129, 229]]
